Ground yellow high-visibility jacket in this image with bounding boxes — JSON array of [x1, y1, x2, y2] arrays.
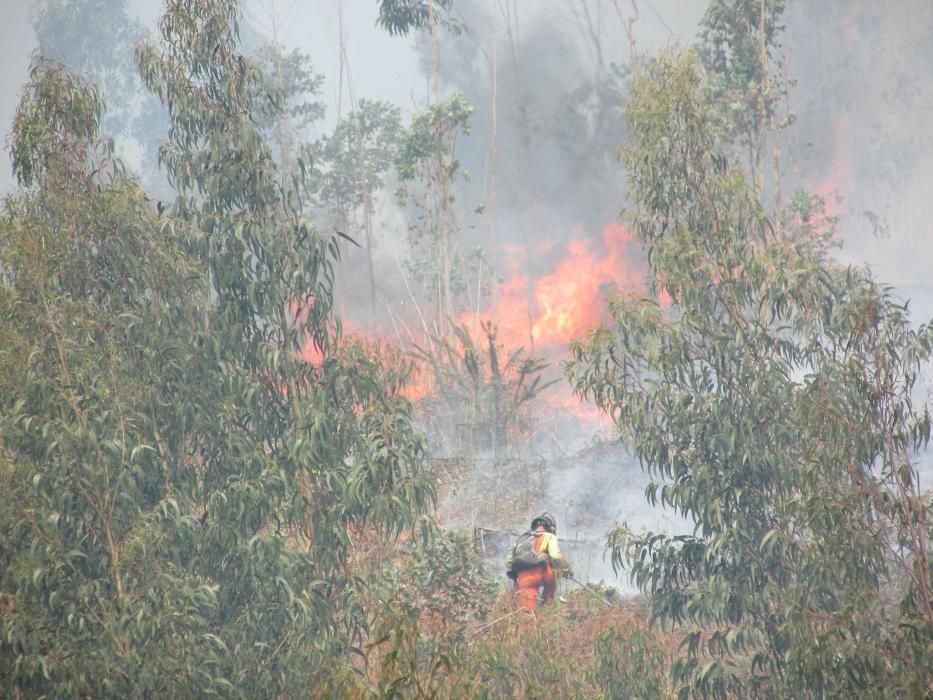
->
[[507, 530, 571, 574]]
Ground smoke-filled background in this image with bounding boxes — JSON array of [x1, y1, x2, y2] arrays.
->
[[2, 0, 931, 587]]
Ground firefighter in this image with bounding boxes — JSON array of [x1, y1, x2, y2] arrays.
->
[[506, 512, 573, 611]]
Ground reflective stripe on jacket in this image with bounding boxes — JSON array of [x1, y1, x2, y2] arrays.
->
[[535, 531, 562, 561]]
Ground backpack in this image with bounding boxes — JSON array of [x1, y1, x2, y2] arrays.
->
[[510, 531, 548, 571]]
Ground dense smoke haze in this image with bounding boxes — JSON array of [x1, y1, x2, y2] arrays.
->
[[2, 0, 931, 586], [6, 4, 933, 694]]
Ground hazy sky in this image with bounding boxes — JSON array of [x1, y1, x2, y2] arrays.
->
[[0, 1, 36, 193], [0, 0, 704, 190], [2, 0, 931, 311], [0, 0, 424, 192]]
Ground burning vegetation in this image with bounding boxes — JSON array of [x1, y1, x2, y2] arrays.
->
[[1, 0, 932, 698]]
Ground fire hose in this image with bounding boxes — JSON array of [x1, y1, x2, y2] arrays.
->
[[565, 575, 615, 608]]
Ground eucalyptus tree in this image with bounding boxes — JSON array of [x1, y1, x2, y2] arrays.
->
[[251, 43, 326, 173], [315, 99, 403, 320], [699, 0, 789, 194], [31, 0, 168, 183], [0, 0, 433, 695], [396, 92, 474, 335], [568, 51, 932, 698], [376, 0, 460, 37]]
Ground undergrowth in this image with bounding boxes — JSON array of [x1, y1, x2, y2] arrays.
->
[[448, 590, 675, 699], [331, 527, 676, 700]]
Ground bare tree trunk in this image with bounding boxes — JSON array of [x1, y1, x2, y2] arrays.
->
[[363, 185, 377, 321], [429, 0, 454, 336], [503, 0, 537, 353], [756, 0, 767, 194], [573, 0, 605, 78], [614, 0, 639, 71], [771, 50, 787, 234], [487, 0, 499, 335]]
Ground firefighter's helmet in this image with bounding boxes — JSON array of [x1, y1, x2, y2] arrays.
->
[[531, 512, 557, 533]]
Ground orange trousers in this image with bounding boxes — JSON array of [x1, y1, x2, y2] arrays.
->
[[515, 565, 556, 611]]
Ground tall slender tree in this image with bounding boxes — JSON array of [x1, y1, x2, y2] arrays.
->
[[396, 92, 474, 335], [568, 50, 933, 697], [0, 0, 433, 694]]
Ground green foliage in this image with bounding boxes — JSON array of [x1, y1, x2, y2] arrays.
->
[[376, 0, 461, 37], [1, 0, 434, 695], [315, 99, 403, 227], [31, 0, 168, 178], [307, 97, 404, 320], [364, 528, 496, 697], [395, 92, 474, 329], [700, 0, 784, 78], [251, 42, 326, 169], [2, 61, 226, 696], [9, 60, 104, 188], [396, 91, 473, 185], [698, 0, 791, 176], [594, 626, 666, 700], [568, 50, 933, 697], [254, 44, 325, 129]]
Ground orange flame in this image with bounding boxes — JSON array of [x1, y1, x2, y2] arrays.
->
[[810, 9, 858, 220], [300, 222, 644, 433], [474, 222, 644, 353], [399, 363, 432, 403], [462, 222, 644, 431], [815, 116, 852, 220]]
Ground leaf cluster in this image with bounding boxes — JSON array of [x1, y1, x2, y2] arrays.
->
[[1, 1, 436, 695], [569, 50, 933, 697], [376, 0, 462, 38], [698, 0, 792, 172], [313, 98, 403, 224]]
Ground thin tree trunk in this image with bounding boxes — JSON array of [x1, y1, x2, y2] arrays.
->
[[503, 1, 537, 353], [337, 0, 345, 120], [487, 0, 498, 335], [756, 0, 767, 194], [429, 0, 454, 336]]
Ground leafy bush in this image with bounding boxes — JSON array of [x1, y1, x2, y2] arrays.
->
[[448, 591, 673, 699], [362, 528, 498, 697], [594, 627, 666, 700]]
